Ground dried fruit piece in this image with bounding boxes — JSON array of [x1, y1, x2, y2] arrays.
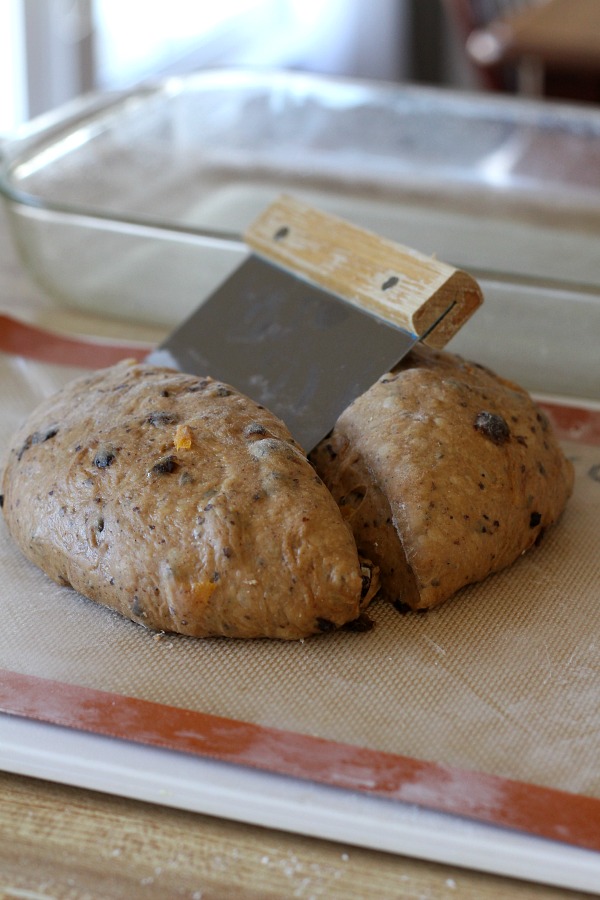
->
[[474, 411, 511, 445], [174, 424, 193, 450]]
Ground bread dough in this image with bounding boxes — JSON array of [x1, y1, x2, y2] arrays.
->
[[1, 360, 377, 639], [311, 345, 574, 610]]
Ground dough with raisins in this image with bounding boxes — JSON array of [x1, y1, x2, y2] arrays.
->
[[311, 345, 574, 611], [2, 360, 377, 639]]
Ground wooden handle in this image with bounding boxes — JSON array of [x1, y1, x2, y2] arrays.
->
[[245, 194, 483, 348]]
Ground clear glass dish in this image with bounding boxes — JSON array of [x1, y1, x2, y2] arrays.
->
[[1, 68, 599, 398]]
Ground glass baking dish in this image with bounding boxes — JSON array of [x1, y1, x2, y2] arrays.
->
[[1, 68, 599, 399]]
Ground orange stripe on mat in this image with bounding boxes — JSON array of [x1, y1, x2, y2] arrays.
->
[[539, 401, 600, 446], [0, 667, 599, 852], [0, 314, 152, 369]]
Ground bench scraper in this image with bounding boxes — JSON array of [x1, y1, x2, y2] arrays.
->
[[148, 194, 483, 451]]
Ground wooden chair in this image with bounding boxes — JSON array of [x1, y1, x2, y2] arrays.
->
[[443, 0, 600, 100], [441, 0, 543, 92]]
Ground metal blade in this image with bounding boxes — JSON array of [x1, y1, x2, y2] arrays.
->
[[149, 256, 422, 452]]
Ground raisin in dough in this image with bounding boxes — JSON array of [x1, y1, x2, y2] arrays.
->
[[2, 360, 377, 639], [311, 345, 574, 611]]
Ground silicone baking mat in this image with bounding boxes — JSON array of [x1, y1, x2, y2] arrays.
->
[[0, 335, 599, 853]]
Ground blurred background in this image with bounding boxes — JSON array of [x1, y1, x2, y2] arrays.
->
[[2, 0, 599, 137]]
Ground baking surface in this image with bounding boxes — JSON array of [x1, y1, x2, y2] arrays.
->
[[2, 769, 592, 900], [0, 348, 599, 812], [1, 200, 599, 869]]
